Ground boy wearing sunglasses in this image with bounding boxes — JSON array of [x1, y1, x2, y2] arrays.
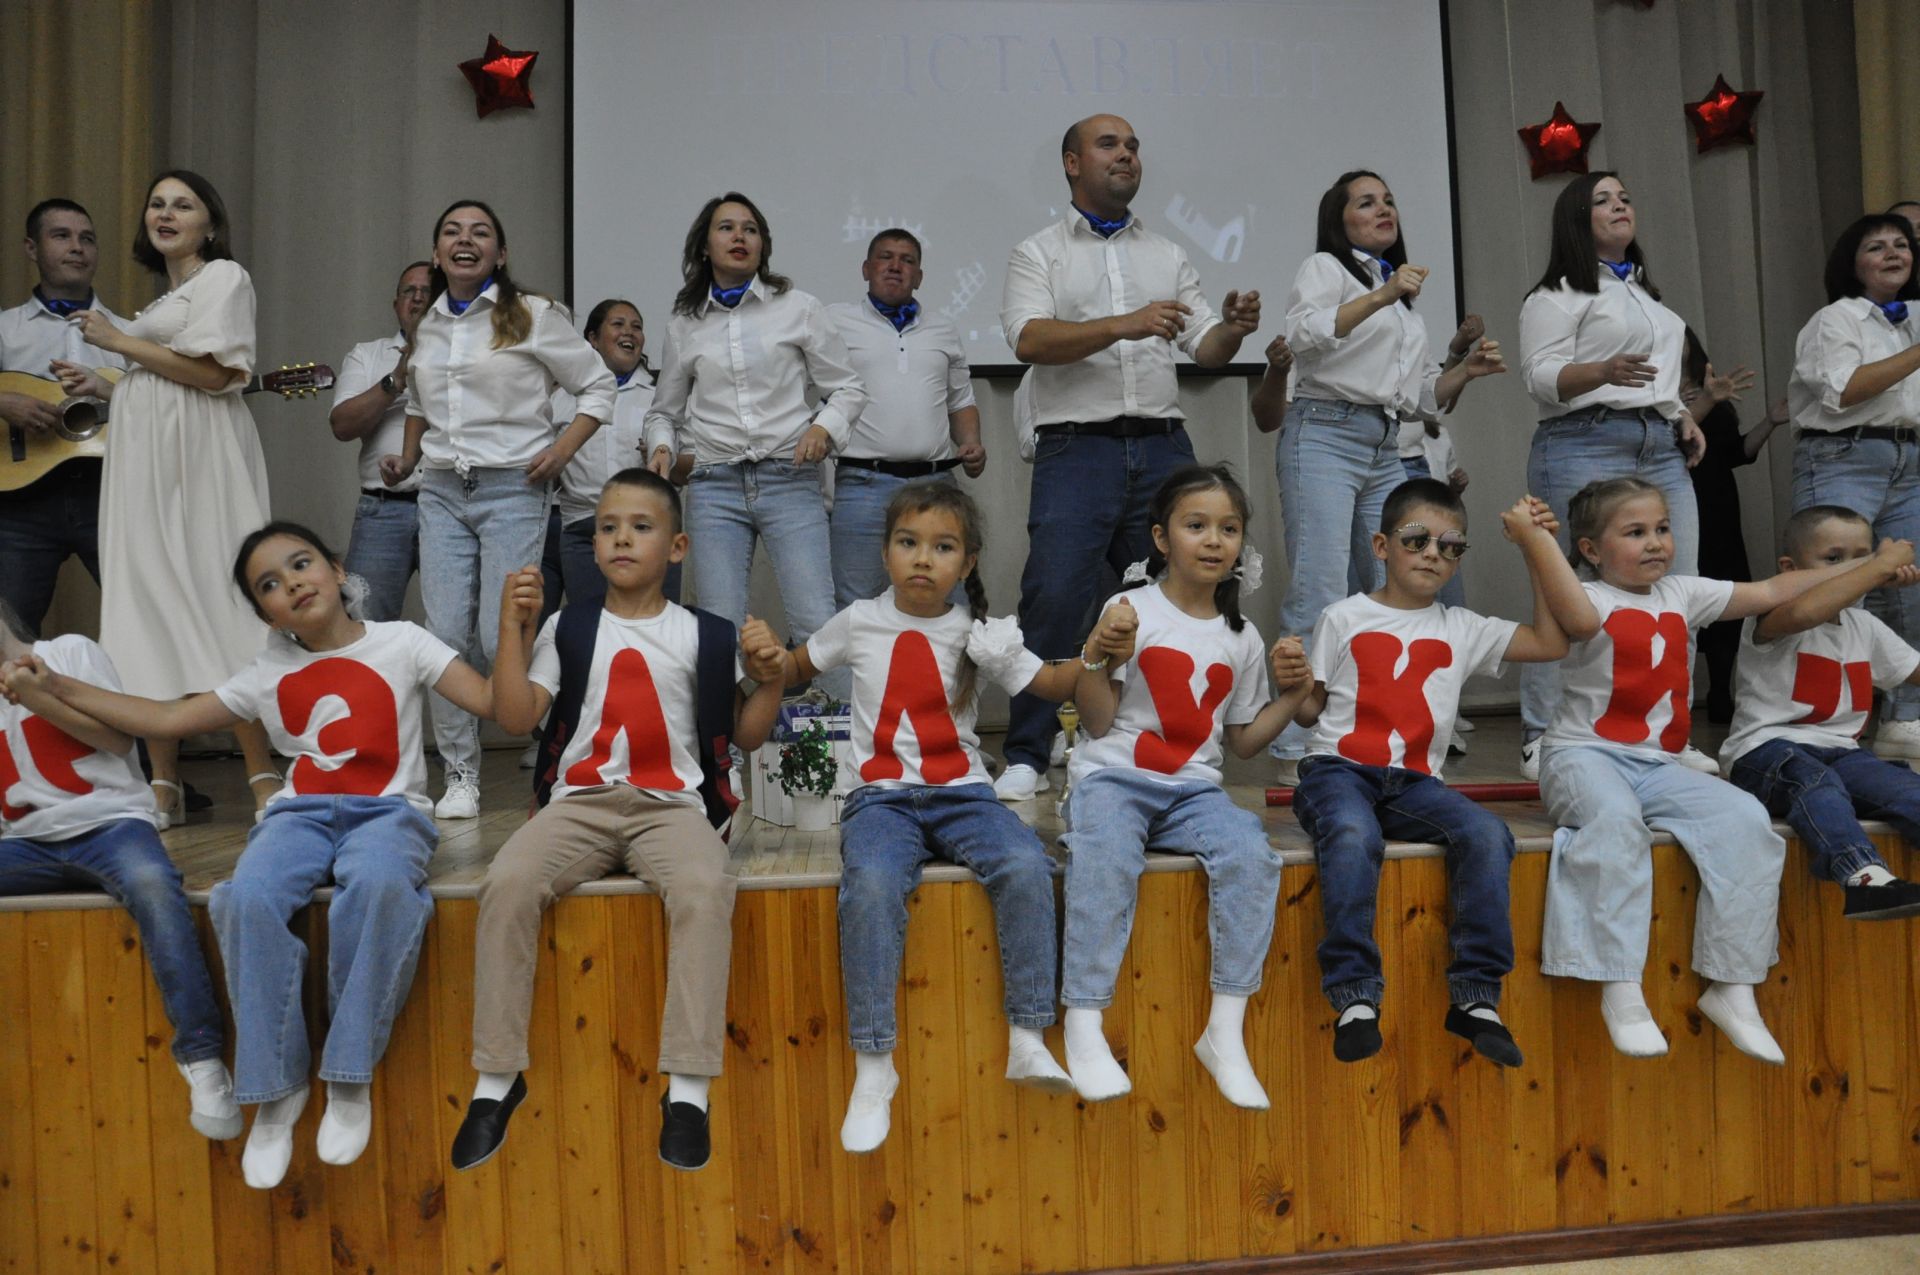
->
[[1288, 479, 1577, 1066]]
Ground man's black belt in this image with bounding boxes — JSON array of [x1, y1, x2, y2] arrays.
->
[[1037, 416, 1179, 438], [835, 456, 962, 478], [362, 488, 419, 502], [1842, 425, 1920, 443]]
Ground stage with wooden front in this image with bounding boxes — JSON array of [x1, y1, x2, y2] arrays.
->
[[5, 731, 1920, 1275]]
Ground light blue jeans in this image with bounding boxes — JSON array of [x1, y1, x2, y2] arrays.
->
[[838, 782, 1058, 1051], [829, 465, 956, 610], [1521, 409, 1701, 738], [1272, 398, 1401, 760], [417, 467, 550, 775], [343, 492, 419, 623], [1060, 769, 1280, 1007], [208, 795, 437, 1103], [687, 458, 847, 701], [1539, 745, 1783, 985], [1791, 431, 1920, 720]]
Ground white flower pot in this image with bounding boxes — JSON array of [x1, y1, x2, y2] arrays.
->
[[791, 792, 834, 832]]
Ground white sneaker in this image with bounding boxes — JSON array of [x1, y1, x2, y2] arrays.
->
[[178, 1058, 243, 1140], [1049, 733, 1067, 768], [1273, 758, 1300, 788], [1675, 745, 1720, 776], [435, 768, 481, 820], [1455, 716, 1477, 734], [518, 741, 540, 770], [1874, 719, 1920, 760], [1520, 738, 1541, 782], [1448, 727, 1468, 756], [993, 763, 1048, 802]]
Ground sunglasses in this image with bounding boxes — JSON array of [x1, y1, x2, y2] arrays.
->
[[1393, 523, 1469, 560]]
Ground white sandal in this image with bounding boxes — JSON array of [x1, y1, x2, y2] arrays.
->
[[150, 779, 210, 831], [248, 771, 284, 825]]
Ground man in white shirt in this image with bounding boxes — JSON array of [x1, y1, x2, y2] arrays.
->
[[827, 229, 985, 608], [0, 199, 129, 632], [328, 262, 432, 621], [993, 114, 1262, 800]]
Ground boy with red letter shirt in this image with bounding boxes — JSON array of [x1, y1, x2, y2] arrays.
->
[[1293, 480, 1571, 1066], [454, 470, 785, 1173], [1721, 505, 1920, 919]]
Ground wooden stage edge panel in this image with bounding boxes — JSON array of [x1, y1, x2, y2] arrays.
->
[[4, 836, 1920, 1274]]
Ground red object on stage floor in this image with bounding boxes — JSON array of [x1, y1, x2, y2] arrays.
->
[[1266, 781, 1541, 807], [1517, 102, 1602, 180], [459, 34, 538, 118], [1684, 74, 1764, 154]]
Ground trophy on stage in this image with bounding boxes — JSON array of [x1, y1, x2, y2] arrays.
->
[[1055, 700, 1081, 803]]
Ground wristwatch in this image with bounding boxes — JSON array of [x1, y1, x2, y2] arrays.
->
[[380, 373, 398, 396]]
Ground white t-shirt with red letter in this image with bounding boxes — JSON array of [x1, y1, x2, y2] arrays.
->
[[529, 603, 740, 807], [215, 621, 458, 815], [1304, 593, 1517, 779], [1543, 575, 1734, 757], [1719, 610, 1920, 768], [806, 592, 1042, 792], [1, 637, 157, 841], [1068, 583, 1270, 788]]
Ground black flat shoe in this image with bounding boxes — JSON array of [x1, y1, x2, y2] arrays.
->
[[1844, 876, 1920, 921], [1446, 1003, 1524, 1067], [451, 1074, 526, 1171], [659, 1093, 711, 1171], [1332, 1005, 1382, 1063]]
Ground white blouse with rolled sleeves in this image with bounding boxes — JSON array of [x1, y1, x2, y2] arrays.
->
[[1518, 269, 1686, 422], [1284, 251, 1440, 421], [1788, 298, 1920, 433]]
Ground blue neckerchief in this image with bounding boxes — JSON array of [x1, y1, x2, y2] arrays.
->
[[446, 275, 494, 316], [1601, 259, 1635, 282], [35, 287, 91, 318], [1880, 300, 1910, 326], [710, 281, 749, 309], [869, 293, 919, 332], [1073, 204, 1131, 239], [615, 369, 634, 387], [1371, 256, 1395, 283]]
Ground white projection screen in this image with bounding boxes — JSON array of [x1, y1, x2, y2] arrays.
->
[[571, 0, 1460, 371]]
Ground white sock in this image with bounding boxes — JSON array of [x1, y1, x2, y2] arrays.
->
[[1005, 1025, 1072, 1091], [842, 1051, 899, 1154], [1699, 981, 1785, 1065], [315, 1081, 373, 1167], [1849, 864, 1896, 887], [1194, 993, 1268, 1110], [1337, 1002, 1379, 1026], [472, 1071, 516, 1104], [1599, 981, 1667, 1057], [1063, 1007, 1130, 1102], [852, 1050, 897, 1094], [667, 1073, 711, 1112], [241, 1087, 309, 1191]]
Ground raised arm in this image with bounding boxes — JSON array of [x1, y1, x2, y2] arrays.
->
[[1071, 599, 1137, 737], [1721, 554, 1895, 622], [18, 658, 240, 740], [1754, 539, 1918, 640], [489, 567, 553, 735], [1249, 335, 1293, 433], [2, 661, 134, 755], [1225, 636, 1315, 756], [1500, 497, 1574, 661]]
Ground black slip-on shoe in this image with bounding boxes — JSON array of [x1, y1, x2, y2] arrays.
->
[[659, 1093, 711, 1171], [1446, 1003, 1524, 1068], [1332, 1006, 1383, 1063], [1844, 877, 1920, 921], [451, 1074, 526, 1171]]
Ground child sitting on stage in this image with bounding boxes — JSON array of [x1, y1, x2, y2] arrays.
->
[[1720, 505, 1920, 919], [453, 468, 784, 1173], [1292, 481, 1572, 1067], [0, 601, 240, 1143]]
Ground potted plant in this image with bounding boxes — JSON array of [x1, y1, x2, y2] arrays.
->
[[776, 719, 838, 830]]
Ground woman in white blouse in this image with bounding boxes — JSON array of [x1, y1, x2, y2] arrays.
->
[[384, 199, 616, 817], [643, 192, 866, 696], [1515, 171, 1716, 778], [1788, 213, 1920, 756], [1265, 169, 1504, 776]]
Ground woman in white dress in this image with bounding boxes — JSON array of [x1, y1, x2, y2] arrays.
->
[[52, 170, 278, 824]]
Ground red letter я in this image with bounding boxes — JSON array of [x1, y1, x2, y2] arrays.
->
[[1133, 646, 1235, 773], [277, 658, 402, 795], [1788, 653, 1874, 728], [567, 648, 684, 790], [1594, 609, 1693, 750], [1337, 633, 1452, 773], [0, 718, 96, 819], [863, 631, 968, 784]]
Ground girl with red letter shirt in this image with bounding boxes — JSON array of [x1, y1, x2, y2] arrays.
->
[[770, 483, 1079, 1154], [16, 522, 495, 1190], [1534, 479, 1869, 1065], [1064, 465, 1315, 1109]]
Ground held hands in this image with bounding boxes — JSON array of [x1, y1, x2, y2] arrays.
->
[[1118, 299, 1193, 343], [1449, 314, 1486, 360], [793, 423, 832, 465], [1874, 537, 1918, 578], [49, 359, 112, 401], [1263, 334, 1294, 375], [955, 441, 987, 478], [1086, 598, 1138, 666], [0, 654, 49, 704], [1601, 352, 1658, 388], [1268, 635, 1309, 690], [1500, 494, 1560, 544], [1219, 289, 1261, 335], [1384, 264, 1429, 303], [70, 310, 125, 354], [738, 615, 788, 684], [500, 566, 544, 631]]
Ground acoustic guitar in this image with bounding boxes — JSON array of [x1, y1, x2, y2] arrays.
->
[[0, 362, 333, 492]]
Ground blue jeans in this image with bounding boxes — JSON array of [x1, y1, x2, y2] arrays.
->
[[838, 782, 1058, 1051], [1539, 745, 1783, 984], [1272, 399, 1401, 760], [344, 492, 419, 623], [1400, 455, 1466, 608], [1060, 768, 1279, 1007], [0, 818, 224, 1064], [1521, 409, 1701, 737], [830, 466, 956, 610], [1727, 738, 1913, 884], [1292, 756, 1514, 1009], [1792, 432, 1920, 720], [417, 467, 551, 775], [208, 795, 436, 1103], [1006, 426, 1196, 771], [0, 460, 100, 633], [688, 458, 844, 700]]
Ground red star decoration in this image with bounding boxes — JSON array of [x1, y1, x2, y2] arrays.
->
[[1517, 102, 1602, 181], [459, 34, 538, 118], [1684, 74, 1764, 153]]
